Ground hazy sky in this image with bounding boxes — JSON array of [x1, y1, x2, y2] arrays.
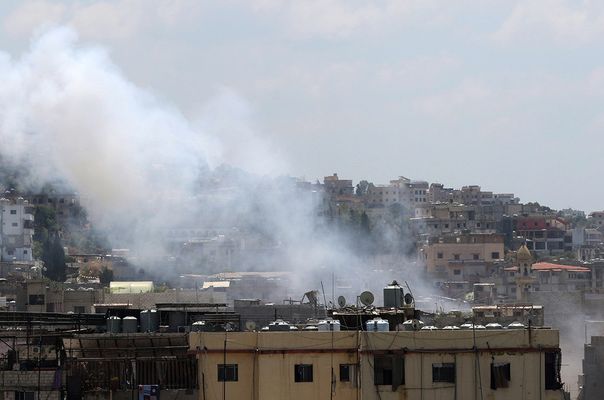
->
[[0, 0, 602, 211]]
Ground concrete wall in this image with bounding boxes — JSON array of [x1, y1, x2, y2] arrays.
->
[[83, 390, 197, 400], [191, 330, 566, 400], [0, 370, 60, 400]]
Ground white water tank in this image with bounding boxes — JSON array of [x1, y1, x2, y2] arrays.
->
[[317, 319, 341, 331], [140, 309, 159, 332], [106, 316, 121, 334], [122, 316, 138, 333], [401, 319, 424, 331], [366, 318, 389, 332]]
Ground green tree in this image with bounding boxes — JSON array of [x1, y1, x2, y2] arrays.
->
[[355, 180, 370, 196], [33, 206, 58, 243], [42, 234, 67, 282], [99, 266, 114, 286]]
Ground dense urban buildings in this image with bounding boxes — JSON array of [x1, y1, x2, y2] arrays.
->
[[1, 172, 603, 399]]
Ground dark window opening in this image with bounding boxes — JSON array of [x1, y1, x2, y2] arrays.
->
[[295, 364, 313, 382], [491, 252, 500, 259], [490, 362, 511, 389], [28, 294, 45, 305], [218, 364, 238, 382], [374, 355, 404, 390], [340, 364, 352, 382], [432, 363, 455, 383], [545, 351, 562, 390], [15, 392, 34, 400]]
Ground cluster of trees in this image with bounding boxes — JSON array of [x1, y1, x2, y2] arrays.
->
[[325, 202, 415, 257], [33, 206, 67, 282]]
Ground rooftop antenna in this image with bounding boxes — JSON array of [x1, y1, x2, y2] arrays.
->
[[320, 281, 328, 318]]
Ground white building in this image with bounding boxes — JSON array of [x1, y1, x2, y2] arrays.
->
[[0, 198, 34, 262]]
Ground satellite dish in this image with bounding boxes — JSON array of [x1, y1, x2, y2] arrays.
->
[[245, 320, 256, 331], [360, 291, 374, 306], [404, 293, 414, 305], [337, 296, 346, 308]]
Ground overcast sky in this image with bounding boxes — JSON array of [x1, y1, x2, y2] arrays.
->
[[0, 0, 602, 211]]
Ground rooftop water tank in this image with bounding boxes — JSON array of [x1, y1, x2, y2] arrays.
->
[[122, 316, 138, 333], [420, 325, 438, 330], [140, 309, 159, 333], [106, 316, 121, 334], [383, 281, 404, 308], [317, 319, 341, 331], [267, 320, 291, 331], [401, 319, 424, 331], [191, 321, 208, 332], [366, 318, 389, 332], [460, 323, 485, 330]]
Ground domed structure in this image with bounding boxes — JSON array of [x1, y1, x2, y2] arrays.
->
[[515, 244, 536, 301], [517, 244, 532, 262], [517, 244, 533, 277]]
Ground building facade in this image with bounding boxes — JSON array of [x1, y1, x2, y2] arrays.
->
[[191, 329, 566, 400], [419, 233, 505, 278], [0, 198, 34, 262]]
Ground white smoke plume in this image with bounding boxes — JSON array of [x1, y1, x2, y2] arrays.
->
[[0, 27, 429, 303]]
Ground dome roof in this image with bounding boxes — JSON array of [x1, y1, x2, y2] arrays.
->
[[517, 244, 533, 262]]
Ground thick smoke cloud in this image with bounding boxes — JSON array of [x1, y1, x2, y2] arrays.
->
[[0, 27, 430, 302]]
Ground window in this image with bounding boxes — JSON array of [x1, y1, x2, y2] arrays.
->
[[473, 254, 479, 260], [73, 306, 86, 313], [374, 355, 404, 390], [437, 252, 443, 259], [491, 252, 500, 259], [453, 254, 460, 260], [11, 222, 18, 227], [490, 362, 511, 389], [453, 269, 461, 276], [444, 224, 449, 228], [340, 364, 356, 382], [7, 250, 14, 256], [10, 209, 16, 215], [218, 364, 238, 382], [545, 352, 562, 390], [23, 250, 28, 255], [295, 364, 313, 382], [432, 363, 455, 383], [14, 392, 34, 400]]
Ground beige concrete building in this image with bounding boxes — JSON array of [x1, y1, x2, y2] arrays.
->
[[190, 329, 565, 400], [419, 233, 505, 278]]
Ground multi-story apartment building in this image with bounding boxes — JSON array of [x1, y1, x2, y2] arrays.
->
[[516, 216, 572, 256], [419, 232, 505, 278], [427, 183, 454, 203], [588, 211, 604, 231], [408, 180, 429, 205], [0, 198, 34, 262], [191, 329, 566, 400], [25, 191, 81, 225], [365, 177, 427, 212], [411, 202, 505, 238], [323, 173, 354, 197]]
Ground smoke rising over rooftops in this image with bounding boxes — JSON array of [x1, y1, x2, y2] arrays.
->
[[0, 27, 427, 300]]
